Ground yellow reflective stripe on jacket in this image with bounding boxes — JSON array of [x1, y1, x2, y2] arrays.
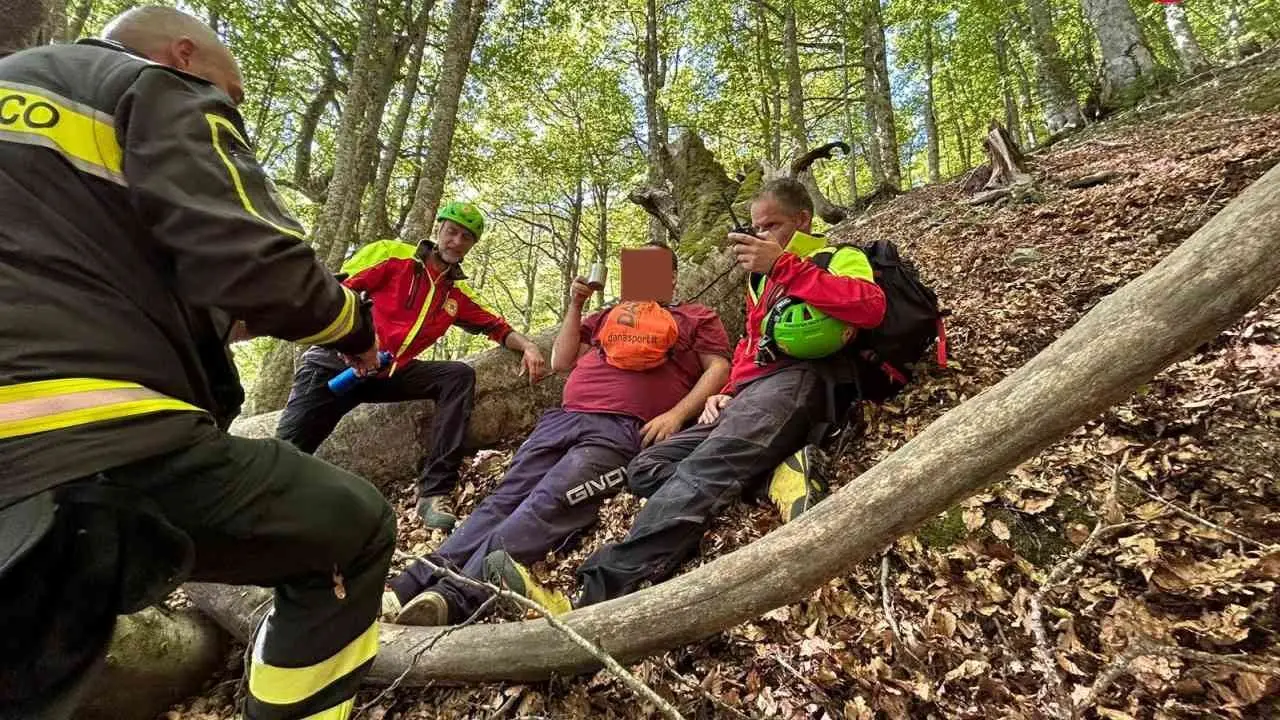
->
[[301, 698, 355, 720], [297, 286, 359, 346], [0, 82, 125, 186], [0, 378, 203, 440], [389, 273, 438, 376], [248, 622, 378, 706], [204, 113, 305, 240]]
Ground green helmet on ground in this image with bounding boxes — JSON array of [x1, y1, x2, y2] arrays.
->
[[764, 298, 854, 360], [437, 201, 485, 239]]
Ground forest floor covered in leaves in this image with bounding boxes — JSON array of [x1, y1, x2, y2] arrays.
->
[[171, 52, 1280, 720]]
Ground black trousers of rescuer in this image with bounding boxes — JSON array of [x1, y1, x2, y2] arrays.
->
[[575, 364, 825, 606], [276, 346, 476, 499], [0, 429, 396, 720]]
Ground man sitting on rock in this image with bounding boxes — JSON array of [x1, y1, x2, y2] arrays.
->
[[275, 201, 547, 531], [384, 242, 731, 625], [485, 178, 886, 612]]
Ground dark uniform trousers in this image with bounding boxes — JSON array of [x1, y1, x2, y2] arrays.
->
[[276, 346, 475, 499], [0, 429, 396, 720], [575, 364, 824, 606]]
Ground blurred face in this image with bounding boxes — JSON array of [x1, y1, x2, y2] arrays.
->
[[750, 193, 813, 249], [435, 219, 478, 264], [160, 37, 245, 106]]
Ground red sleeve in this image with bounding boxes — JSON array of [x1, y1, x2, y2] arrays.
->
[[453, 290, 514, 344], [342, 261, 390, 293], [766, 253, 886, 328], [580, 308, 607, 342]]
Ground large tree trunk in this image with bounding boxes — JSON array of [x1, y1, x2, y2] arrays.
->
[[560, 180, 585, 317], [1163, 2, 1210, 75], [1080, 0, 1164, 110], [1021, 0, 1085, 132], [640, 0, 668, 246], [993, 27, 1023, 150], [79, 608, 226, 720], [781, 1, 846, 223], [923, 20, 940, 184], [324, 33, 407, 268], [0, 0, 52, 56], [291, 60, 339, 201], [193, 162, 1280, 684], [366, 0, 435, 241], [753, 3, 780, 167], [862, 0, 900, 191], [66, 0, 93, 41], [402, 0, 489, 243], [309, 0, 384, 267]]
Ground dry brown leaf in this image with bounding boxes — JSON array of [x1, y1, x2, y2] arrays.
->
[[1097, 708, 1138, 720], [963, 506, 985, 531], [991, 519, 1012, 541]]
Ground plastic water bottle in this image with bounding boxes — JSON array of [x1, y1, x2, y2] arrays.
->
[[328, 351, 393, 395]]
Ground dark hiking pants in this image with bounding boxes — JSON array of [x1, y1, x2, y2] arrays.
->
[[275, 346, 475, 498], [575, 364, 824, 607], [0, 428, 396, 720], [389, 409, 640, 621]]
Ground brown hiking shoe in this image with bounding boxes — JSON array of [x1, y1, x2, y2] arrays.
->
[[416, 495, 457, 531]]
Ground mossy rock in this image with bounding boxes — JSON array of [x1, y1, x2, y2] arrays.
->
[[915, 492, 1097, 567]]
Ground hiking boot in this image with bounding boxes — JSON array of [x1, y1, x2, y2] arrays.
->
[[768, 444, 830, 523], [482, 551, 572, 616], [380, 590, 403, 622], [394, 591, 450, 627], [417, 495, 457, 531]]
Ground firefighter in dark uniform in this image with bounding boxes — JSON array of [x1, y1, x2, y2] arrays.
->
[[0, 7, 395, 720]]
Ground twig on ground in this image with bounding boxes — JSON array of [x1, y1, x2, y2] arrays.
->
[[1079, 637, 1280, 711], [773, 654, 835, 705], [659, 662, 750, 719], [418, 558, 686, 720], [1122, 475, 1269, 550], [880, 552, 923, 667], [1026, 517, 1141, 720], [354, 593, 497, 717], [484, 688, 525, 720]]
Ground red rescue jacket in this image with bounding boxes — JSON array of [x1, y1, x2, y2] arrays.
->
[[340, 240, 513, 372], [725, 231, 886, 394]]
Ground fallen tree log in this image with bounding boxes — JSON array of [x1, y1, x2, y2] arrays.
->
[[189, 161, 1280, 684], [78, 607, 227, 720]]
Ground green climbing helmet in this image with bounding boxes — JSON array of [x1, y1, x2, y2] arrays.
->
[[437, 201, 485, 240], [763, 298, 854, 360]]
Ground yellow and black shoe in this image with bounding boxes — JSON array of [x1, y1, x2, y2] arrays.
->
[[483, 551, 573, 616], [768, 444, 830, 523]]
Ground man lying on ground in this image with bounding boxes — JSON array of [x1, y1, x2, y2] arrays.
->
[[383, 242, 731, 625], [274, 201, 547, 531], [485, 178, 886, 612]]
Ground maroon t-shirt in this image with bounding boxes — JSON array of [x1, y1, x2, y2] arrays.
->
[[562, 303, 730, 422]]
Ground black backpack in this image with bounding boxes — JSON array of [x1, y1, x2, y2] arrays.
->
[[829, 239, 948, 404]]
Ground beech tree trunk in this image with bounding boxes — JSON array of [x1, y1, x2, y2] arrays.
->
[[640, 0, 668, 246], [923, 22, 940, 184], [367, 0, 435, 241], [292, 61, 339, 201], [309, 0, 384, 267], [0, 0, 52, 56], [862, 0, 900, 191], [1163, 2, 1210, 75], [192, 163, 1280, 684], [66, 0, 93, 41], [1080, 0, 1164, 110], [402, 0, 489, 243], [1021, 0, 1084, 132]]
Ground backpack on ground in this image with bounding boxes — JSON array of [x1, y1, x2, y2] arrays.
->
[[845, 238, 949, 402]]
